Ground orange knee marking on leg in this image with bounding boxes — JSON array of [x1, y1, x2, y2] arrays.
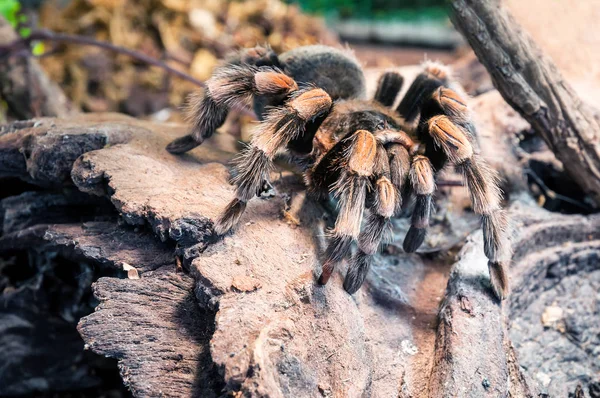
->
[[428, 115, 473, 163], [410, 155, 434, 195], [254, 71, 298, 95], [348, 130, 377, 176], [289, 89, 332, 120], [376, 177, 396, 217], [435, 87, 468, 114], [424, 61, 449, 80]]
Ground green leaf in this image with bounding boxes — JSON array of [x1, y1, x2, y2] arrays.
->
[[19, 26, 31, 37], [0, 0, 21, 28], [32, 41, 45, 56]]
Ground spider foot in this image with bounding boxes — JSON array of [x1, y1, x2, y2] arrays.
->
[[488, 261, 509, 300], [214, 199, 247, 235], [166, 135, 201, 154], [403, 226, 427, 253], [343, 251, 371, 294]]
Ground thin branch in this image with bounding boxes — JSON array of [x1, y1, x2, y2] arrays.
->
[[0, 29, 206, 88], [0, 28, 256, 118], [449, 0, 600, 207]]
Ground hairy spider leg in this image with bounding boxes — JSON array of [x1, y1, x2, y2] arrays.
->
[[373, 71, 404, 107], [342, 126, 417, 293], [407, 63, 511, 299], [344, 144, 396, 293], [310, 129, 379, 285], [166, 48, 293, 154], [386, 143, 411, 213], [214, 88, 333, 235], [403, 155, 435, 253], [396, 62, 451, 126]]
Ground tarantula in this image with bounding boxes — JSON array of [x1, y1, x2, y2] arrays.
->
[[166, 45, 510, 299]]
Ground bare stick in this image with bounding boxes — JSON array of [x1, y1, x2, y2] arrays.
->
[[0, 28, 256, 118], [450, 0, 600, 207], [0, 28, 206, 88]]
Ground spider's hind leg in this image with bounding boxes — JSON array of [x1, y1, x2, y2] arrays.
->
[[166, 47, 294, 154]]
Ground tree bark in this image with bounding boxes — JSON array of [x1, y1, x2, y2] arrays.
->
[[1, 70, 599, 396], [449, 0, 600, 207]]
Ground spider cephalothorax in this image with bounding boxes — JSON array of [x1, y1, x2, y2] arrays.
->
[[166, 45, 511, 299]]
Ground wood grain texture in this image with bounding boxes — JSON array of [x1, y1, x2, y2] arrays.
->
[[2, 70, 599, 396]]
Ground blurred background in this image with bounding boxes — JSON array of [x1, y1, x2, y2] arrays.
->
[[0, 0, 465, 124]]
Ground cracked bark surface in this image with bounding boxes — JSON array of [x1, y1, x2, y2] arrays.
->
[[78, 266, 224, 398], [1, 81, 599, 396]]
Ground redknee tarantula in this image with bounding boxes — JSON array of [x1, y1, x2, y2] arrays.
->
[[166, 45, 511, 299]]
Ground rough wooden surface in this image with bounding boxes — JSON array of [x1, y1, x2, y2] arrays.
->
[[0, 111, 479, 397], [1, 82, 599, 396], [0, 260, 108, 395], [78, 266, 224, 398], [1, 189, 115, 234], [0, 215, 179, 395], [0, 113, 471, 397], [450, 0, 600, 207], [508, 201, 600, 397], [429, 232, 511, 398]]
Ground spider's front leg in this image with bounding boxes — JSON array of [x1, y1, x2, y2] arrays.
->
[[403, 155, 435, 253], [307, 129, 380, 285], [214, 88, 333, 235], [343, 134, 413, 293], [166, 46, 291, 154]]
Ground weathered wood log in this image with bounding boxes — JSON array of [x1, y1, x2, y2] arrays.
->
[[1, 189, 115, 234], [0, 113, 475, 397], [78, 266, 224, 398], [0, 213, 212, 396], [508, 201, 600, 397], [0, 268, 111, 395], [0, 222, 175, 275], [449, 0, 600, 207], [429, 231, 514, 397], [0, 113, 134, 185], [1, 77, 599, 396]]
